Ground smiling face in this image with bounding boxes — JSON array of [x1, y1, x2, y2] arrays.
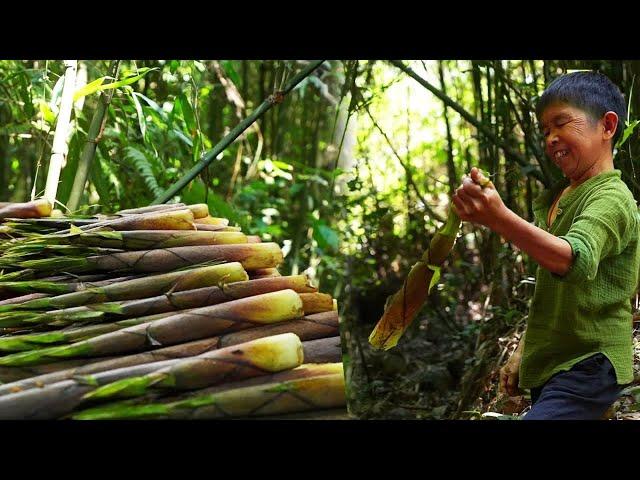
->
[[539, 102, 617, 184]]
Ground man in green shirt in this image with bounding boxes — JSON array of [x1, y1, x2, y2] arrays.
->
[[452, 71, 640, 420]]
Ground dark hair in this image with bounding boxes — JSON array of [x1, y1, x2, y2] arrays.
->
[[536, 71, 627, 149]]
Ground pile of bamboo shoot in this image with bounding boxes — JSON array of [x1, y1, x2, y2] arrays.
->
[[0, 202, 345, 419]]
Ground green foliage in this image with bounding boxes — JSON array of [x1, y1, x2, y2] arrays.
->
[[124, 146, 162, 197], [3, 59, 639, 419]]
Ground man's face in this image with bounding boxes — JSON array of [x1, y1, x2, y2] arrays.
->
[[539, 102, 609, 181]]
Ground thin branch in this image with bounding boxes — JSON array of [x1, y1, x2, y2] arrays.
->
[[362, 103, 446, 224], [152, 60, 326, 204], [389, 60, 549, 187]]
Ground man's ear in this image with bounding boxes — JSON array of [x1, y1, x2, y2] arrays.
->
[[602, 111, 619, 141]]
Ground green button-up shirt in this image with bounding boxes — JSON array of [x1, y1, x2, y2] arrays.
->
[[520, 170, 640, 389]]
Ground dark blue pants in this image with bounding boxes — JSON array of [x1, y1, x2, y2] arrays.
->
[[523, 353, 622, 420]]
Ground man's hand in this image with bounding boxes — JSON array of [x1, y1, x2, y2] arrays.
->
[[452, 167, 507, 230], [499, 341, 524, 397]]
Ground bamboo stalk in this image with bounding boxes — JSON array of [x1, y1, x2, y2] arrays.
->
[[249, 268, 281, 279], [51, 208, 197, 236], [18, 242, 283, 274], [1, 274, 317, 329], [67, 60, 121, 212], [0, 289, 303, 366], [0, 263, 247, 314], [82, 333, 304, 402], [0, 275, 137, 311], [0, 274, 134, 297], [301, 336, 342, 363], [44, 60, 77, 206], [0, 199, 52, 220], [158, 362, 344, 401], [0, 333, 304, 420], [0, 357, 95, 385], [0, 310, 338, 393], [94, 208, 196, 231], [194, 216, 228, 226], [73, 365, 345, 420], [75, 230, 248, 249], [115, 203, 186, 216], [0, 358, 181, 420], [0, 309, 187, 353], [0, 293, 49, 306], [299, 292, 334, 314], [187, 204, 210, 219], [117, 204, 208, 219], [194, 224, 242, 232]]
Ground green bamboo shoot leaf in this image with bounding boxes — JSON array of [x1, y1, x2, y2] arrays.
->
[[74, 374, 99, 386], [264, 383, 294, 393], [175, 394, 215, 409], [82, 376, 155, 401], [91, 231, 122, 240], [73, 402, 169, 420], [427, 265, 441, 293]]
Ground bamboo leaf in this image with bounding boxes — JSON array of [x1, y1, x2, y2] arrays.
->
[[72, 77, 106, 102], [171, 128, 193, 148], [127, 89, 146, 138], [73, 68, 157, 102], [49, 75, 65, 113], [176, 93, 196, 133], [616, 119, 640, 148], [134, 92, 166, 119]]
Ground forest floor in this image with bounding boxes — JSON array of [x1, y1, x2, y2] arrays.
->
[[343, 306, 640, 421], [479, 321, 640, 421]]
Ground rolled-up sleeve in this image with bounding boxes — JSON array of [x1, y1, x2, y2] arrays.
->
[[553, 189, 635, 284]]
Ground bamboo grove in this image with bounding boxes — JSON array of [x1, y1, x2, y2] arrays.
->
[[2, 60, 639, 420]]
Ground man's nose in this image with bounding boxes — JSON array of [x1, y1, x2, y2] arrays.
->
[[546, 133, 559, 149]]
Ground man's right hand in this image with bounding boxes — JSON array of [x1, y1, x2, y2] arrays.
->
[[499, 342, 523, 397]]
